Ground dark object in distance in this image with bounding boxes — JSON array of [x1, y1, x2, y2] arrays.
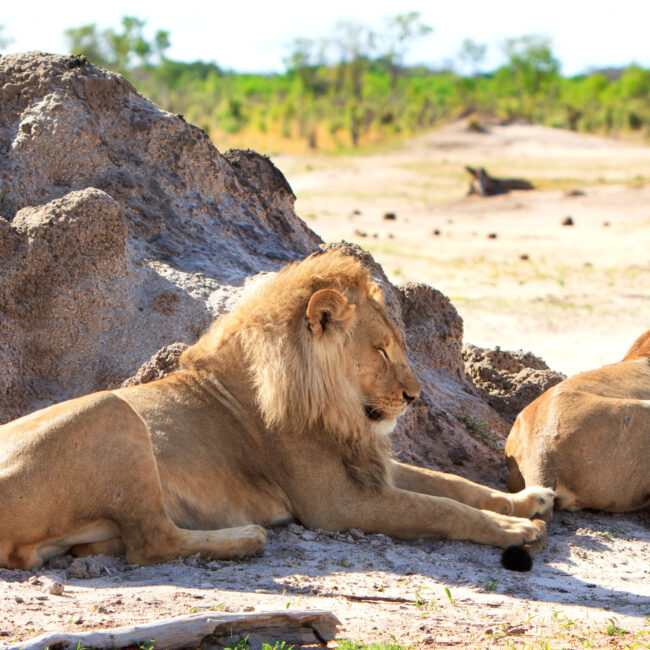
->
[[487, 232, 498, 239], [432, 229, 441, 236], [501, 545, 533, 571], [466, 166, 534, 197], [562, 216, 574, 226], [383, 212, 397, 220]]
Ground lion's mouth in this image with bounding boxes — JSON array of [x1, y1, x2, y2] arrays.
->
[[364, 405, 383, 421]]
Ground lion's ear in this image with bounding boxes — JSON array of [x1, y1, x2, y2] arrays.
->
[[368, 283, 386, 308], [306, 289, 356, 338]]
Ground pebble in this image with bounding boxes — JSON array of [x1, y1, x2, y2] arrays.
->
[[44, 579, 64, 595], [348, 528, 365, 540]]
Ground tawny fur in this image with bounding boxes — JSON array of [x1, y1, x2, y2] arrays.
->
[[0, 250, 553, 570], [506, 329, 650, 512]]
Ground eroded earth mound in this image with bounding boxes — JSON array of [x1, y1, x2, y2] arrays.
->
[[463, 344, 566, 424]]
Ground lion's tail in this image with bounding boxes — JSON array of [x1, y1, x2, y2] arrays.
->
[[501, 517, 547, 572]]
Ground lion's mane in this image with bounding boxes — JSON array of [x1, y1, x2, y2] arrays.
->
[[180, 251, 389, 488]]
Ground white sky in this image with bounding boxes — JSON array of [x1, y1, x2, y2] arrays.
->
[[2, 0, 650, 75]]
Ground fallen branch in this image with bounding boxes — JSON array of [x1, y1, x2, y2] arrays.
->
[[8, 609, 341, 650], [465, 166, 534, 196], [332, 593, 415, 604]]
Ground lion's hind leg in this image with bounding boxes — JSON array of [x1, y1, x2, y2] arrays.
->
[[0, 391, 265, 569], [123, 524, 267, 566], [79, 396, 267, 565]]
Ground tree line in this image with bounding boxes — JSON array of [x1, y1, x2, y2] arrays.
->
[[3, 16, 650, 149]]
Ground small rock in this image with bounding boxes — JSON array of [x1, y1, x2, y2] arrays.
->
[[603, 221, 610, 227], [184, 553, 201, 567], [28, 576, 42, 586], [487, 232, 498, 239], [383, 212, 396, 220], [301, 531, 317, 542], [15, 596, 24, 604], [387, 233, 395, 239], [44, 579, 64, 595], [566, 189, 585, 197], [562, 216, 574, 226], [432, 229, 441, 236], [348, 528, 365, 540], [47, 555, 73, 570], [519, 253, 529, 260], [448, 444, 470, 465], [354, 229, 367, 238], [68, 557, 103, 579]]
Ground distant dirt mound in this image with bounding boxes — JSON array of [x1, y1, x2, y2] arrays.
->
[[463, 344, 566, 424]]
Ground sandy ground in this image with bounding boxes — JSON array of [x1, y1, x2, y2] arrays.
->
[[3, 513, 649, 648], [2, 122, 649, 649]]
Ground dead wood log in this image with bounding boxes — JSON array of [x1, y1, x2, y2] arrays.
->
[[8, 609, 341, 650], [465, 166, 534, 196]]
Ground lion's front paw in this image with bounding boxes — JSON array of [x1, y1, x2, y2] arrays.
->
[[483, 492, 515, 516], [511, 486, 555, 519], [485, 512, 545, 548]]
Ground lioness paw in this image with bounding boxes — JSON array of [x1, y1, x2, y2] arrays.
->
[[486, 511, 544, 548], [484, 493, 515, 515], [511, 486, 555, 519]]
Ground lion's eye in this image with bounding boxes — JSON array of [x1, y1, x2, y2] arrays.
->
[[378, 348, 389, 361]]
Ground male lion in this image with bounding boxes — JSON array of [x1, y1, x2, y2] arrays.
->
[[0, 251, 552, 570], [506, 330, 650, 512]]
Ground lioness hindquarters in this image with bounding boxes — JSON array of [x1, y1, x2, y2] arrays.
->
[[0, 392, 265, 569]]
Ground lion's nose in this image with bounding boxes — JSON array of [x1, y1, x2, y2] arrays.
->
[[402, 391, 417, 404]]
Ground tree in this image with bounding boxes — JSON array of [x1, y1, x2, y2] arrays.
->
[[380, 12, 433, 86], [284, 37, 326, 92], [458, 38, 487, 76], [64, 23, 111, 68], [502, 35, 560, 96], [64, 16, 170, 73]]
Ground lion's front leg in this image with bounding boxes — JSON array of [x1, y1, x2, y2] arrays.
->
[[299, 485, 545, 550], [389, 461, 554, 519]]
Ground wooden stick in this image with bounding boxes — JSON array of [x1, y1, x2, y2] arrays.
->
[[9, 609, 341, 650], [332, 593, 415, 604]]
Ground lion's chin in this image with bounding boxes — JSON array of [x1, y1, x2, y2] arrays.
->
[[371, 417, 397, 436]]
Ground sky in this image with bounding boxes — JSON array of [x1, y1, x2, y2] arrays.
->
[[3, 0, 650, 75]]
